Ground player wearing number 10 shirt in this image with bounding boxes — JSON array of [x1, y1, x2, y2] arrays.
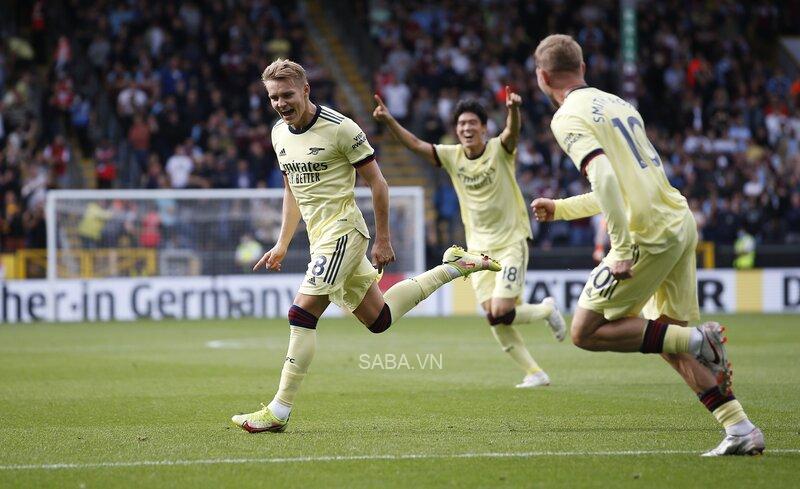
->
[[531, 34, 764, 456]]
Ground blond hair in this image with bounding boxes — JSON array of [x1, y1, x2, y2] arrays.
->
[[261, 58, 308, 85], [534, 34, 583, 74]]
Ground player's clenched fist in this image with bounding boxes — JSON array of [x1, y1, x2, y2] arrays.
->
[[505, 85, 522, 108], [253, 245, 287, 271], [372, 94, 391, 123], [531, 198, 556, 222]]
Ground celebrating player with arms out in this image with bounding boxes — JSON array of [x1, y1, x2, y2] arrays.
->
[[231, 59, 500, 433], [374, 88, 566, 388], [531, 35, 764, 456]]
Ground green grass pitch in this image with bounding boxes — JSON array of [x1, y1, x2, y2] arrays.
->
[[1, 314, 798, 488]]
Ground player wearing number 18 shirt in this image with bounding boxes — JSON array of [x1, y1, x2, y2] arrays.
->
[[374, 90, 566, 389], [531, 34, 763, 456]]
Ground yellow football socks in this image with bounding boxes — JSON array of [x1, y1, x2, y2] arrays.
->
[[274, 326, 316, 408], [384, 265, 459, 320], [662, 325, 692, 353], [713, 400, 748, 428], [492, 324, 542, 374], [641, 320, 692, 354], [512, 303, 553, 324]]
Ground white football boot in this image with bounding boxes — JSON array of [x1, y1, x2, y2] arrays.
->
[[542, 297, 567, 342], [696, 322, 733, 395], [515, 370, 551, 388], [701, 428, 765, 457]]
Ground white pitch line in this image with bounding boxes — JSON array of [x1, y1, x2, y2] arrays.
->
[[2, 449, 799, 471]]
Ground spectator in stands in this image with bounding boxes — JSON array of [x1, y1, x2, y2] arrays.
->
[[165, 145, 193, 189], [77, 201, 113, 249], [94, 139, 117, 189], [434, 180, 460, 248], [235, 233, 263, 273], [43, 135, 70, 188], [369, 0, 797, 253], [141, 154, 168, 189], [1, 190, 25, 251]]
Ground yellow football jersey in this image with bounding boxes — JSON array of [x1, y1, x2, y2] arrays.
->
[[433, 137, 531, 251], [273, 105, 374, 246], [551, 87, 690, 253]]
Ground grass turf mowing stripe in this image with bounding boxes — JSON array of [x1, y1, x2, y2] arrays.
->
[[3, 449, 799, 471]]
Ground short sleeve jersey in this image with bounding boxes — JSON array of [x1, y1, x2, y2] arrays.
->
[[551, 87, 690, 252], [433, 137, 531, 251], [272, 105, 375, 247]]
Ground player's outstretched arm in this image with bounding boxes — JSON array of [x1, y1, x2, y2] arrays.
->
[[372, 94, 438, 166], [585, 155, 634, 278], [253, 175, 301, 272], [357, 159, 395, 272], [500, 85, 522, 153], [531, 193, 601, 222], [555, 192, 602, 220]]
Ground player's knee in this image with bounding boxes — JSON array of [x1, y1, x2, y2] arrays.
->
[[490, 302, 514, 319], [288, 304, 318, 329], [367, 304, 392, 334], [486, 309, 516, 326], [569, 321, 591, 349]]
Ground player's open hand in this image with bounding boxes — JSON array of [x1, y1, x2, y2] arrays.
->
[[505, 85, 522, 108], [253, 245, 287, 272], [610, 259, 634, 280], [371, 237, 395, 273], [531, 198, 556, 222], [373, 94, 391, 123]]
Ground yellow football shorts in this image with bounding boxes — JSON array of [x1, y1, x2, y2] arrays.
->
[[298, 229, 378, 312], [579, 214, 700, 322], [469, 239, 529, 305]]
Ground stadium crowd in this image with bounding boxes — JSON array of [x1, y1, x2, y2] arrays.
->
[[369, 0, 800, 247], [2, 0, 799, 257], [0, 0, 331, 253]]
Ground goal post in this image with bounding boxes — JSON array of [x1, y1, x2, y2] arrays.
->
[[45, 187, 425, 280]]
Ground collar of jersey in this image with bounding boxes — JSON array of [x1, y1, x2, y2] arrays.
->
[[463, 142, 487, 161], [288, 104, 322, 134], [564, 85, 591, 100]]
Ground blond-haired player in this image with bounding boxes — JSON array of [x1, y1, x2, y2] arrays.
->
[[374, 89, 566, 388], [230, 59, 501, 432], [531, 34, 764, 456]]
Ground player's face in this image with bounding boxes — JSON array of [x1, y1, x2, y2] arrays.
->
[[455, 112, 487, 151], [265, 78, 310, 127]]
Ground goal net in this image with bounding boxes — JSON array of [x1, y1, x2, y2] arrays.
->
[[45, 187, 425, 279]]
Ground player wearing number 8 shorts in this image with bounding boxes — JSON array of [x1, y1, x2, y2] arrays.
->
[[230, 59, 502, 433], [374, 89, 567, 389], [531, 34, 763, 456]]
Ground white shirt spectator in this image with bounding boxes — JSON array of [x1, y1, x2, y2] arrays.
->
[[166, 153, 193, 188], [117, 84, 147, 117], [450, 49, 471, 75], [384, 81, 411, 120], [386, 46, 413, 81]]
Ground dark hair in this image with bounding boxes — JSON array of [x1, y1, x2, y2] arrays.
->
[[452, 99, 488, 126]]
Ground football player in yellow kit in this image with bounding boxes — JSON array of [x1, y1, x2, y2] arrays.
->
[[374, 88, 566, 388], [531, 34, 763, 456], [229, 59, 501, 433]]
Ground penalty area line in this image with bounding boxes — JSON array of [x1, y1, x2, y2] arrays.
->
[[2, 449, 800, 471]]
